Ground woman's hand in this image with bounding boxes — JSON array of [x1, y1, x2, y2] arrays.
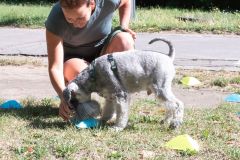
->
[[124, 27, 136, 40], [59, 99, 73, 121]]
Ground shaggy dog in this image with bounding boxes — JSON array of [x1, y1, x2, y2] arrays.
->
[[63, 38, 184, 131]]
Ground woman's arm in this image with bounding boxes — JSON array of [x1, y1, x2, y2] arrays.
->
[[118, 0, 136, 39], [46, 29, 72, 120], [46, 29, 65, 97], [118, 0, 131, 29]]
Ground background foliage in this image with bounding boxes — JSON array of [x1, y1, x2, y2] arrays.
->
[[137, 0, 240, 10], [1, 0, 240, 10]]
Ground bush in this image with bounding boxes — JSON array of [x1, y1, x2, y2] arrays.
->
[[1, 0, 57, 5], [2, 0, 240, 10], [136, 0, 240, 10]]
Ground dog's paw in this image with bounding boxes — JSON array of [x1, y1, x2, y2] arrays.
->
[[110, 126, 124, 132], [160, 118, 171, 125], [160, 119, 165, 125], [169, 120, 182, 130]]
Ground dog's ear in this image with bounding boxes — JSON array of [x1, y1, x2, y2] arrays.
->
[[63, 88, 72, 103], [63, 87, 78, 110], [64, 82, 79, 101], [63, 82, 80, 109]]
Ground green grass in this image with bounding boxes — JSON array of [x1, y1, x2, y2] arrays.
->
[[0, 3, 240, 33], [130, 7, 240, 34], [0, 3, 51, 28], [0, 98, 239, 159], [211, 76, 240, 93]]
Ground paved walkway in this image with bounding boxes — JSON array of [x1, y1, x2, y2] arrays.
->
[[0, 27, 240, 71], [0, 65, 228, 108]]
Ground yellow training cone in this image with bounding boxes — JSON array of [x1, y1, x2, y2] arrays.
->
[[180, 76, 201, 86], [165, 134, 200, 152]]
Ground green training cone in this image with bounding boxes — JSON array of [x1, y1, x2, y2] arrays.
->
[[165, 134, 200, 152], [180, 76, 201, 86]]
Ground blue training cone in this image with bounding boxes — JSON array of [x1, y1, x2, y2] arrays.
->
[[71, 118, 99, 129], [0, 100, 23, 109], [225, 94, 240, 103]]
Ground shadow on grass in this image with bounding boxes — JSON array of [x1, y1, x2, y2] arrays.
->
[[29, 117, 69, 129], [0, 101, 69, 129]]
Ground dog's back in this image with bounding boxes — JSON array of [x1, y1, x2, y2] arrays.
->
[[113, 50, 175, 93], [94, 38, 176, 93]]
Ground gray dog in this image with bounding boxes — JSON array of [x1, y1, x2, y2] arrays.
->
[[63, 38, 184, 131]]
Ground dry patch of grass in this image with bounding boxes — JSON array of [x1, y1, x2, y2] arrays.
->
[[175, 68, 240, 93], [0, 55, 47, 67]]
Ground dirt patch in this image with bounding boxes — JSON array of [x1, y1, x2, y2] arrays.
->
[[0, 65, 55, 100], [0, 67, 233, 109], [0, 56, 238, 108]]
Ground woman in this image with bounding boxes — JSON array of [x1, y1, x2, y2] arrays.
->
[[45, 0, 136, 120]]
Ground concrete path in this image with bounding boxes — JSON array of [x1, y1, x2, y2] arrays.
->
[[0, 65, 228, 108], [0, 27, 240, 71]]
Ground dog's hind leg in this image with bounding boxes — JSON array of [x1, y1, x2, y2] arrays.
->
[[164, 96, 184, 129], [153, 82, 184, 129]]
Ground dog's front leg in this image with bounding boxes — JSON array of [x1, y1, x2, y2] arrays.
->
[[101, 99, 116, 123], [112, 92, 130, 131]]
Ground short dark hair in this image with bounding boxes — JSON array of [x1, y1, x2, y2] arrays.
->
[[60, 0, 90, 9]]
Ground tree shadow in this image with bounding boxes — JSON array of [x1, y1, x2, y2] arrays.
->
[[28, 118, 69, 129]]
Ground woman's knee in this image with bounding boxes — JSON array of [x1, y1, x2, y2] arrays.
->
[[105, 32, 134, 53], [64, 58, 89, 83]]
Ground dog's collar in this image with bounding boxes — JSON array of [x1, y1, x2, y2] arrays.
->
[[107, 54, 117, 72], [107, 54, 122, 84], [89, 60, 96, 81], [89, 55, 119, 81], [80, 60, 97, 93]]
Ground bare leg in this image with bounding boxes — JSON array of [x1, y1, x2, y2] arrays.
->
[[64, 58, 89, 83], [102, 32, 134, 55]]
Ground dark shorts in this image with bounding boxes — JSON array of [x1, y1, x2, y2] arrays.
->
[[64, 26, 126, 63]]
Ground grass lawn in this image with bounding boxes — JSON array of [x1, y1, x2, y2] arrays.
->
[[0, 98, 239, 159], [0, 3, 50, 28], [0, 2, 240, 159], [0, 3, 240, 34], [0, 57, 239, 159]]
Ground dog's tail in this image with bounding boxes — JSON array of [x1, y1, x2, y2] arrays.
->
[[148, 38, 175, 60]]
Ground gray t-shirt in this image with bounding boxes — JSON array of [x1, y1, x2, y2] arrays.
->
[[45, 0, 121, 61]]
